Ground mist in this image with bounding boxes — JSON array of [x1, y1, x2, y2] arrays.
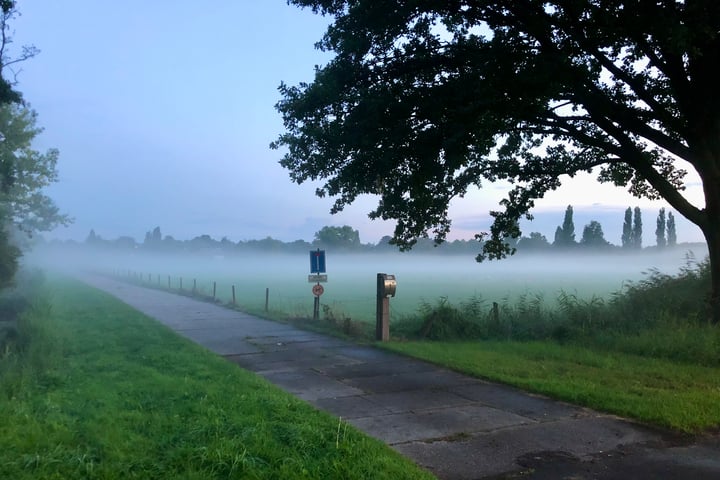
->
[[27, 243, 709, 323]]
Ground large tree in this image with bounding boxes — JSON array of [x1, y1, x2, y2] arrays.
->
[[581, 220, 609, 249], [313, 225, 362, 249], [273, 1, 720, 322], [0, 104, 68, 230]]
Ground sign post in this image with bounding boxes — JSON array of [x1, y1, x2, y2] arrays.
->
[[309, 249, 327, 320]]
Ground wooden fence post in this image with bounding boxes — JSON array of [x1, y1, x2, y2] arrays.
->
[[232, 285, 236, 305]]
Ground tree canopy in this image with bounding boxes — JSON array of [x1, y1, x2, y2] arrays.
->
[[581, 220, 609, 249], [274, 0, 720, 321], [313, 225, 361, 249]]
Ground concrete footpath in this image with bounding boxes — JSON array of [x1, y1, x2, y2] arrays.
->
[[80, 274, 720, 479]]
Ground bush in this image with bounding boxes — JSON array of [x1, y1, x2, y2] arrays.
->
[[396, 255, 718, 364]]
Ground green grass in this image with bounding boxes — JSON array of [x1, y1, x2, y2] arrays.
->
[[382, 340, 720, 433], [0, 277, 434, 480]]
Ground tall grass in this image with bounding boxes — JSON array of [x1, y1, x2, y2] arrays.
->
[[392, 254, 718, 365], [1, 277, 433, 480], [0, 269, 61, 400]]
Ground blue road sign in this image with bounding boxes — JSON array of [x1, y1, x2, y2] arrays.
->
[[310, 249, 326, 273]]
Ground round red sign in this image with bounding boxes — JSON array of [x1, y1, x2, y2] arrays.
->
[[312, 284, 324, 296]]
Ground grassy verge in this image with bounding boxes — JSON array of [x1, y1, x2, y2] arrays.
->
[[0, 277, 434, 480], [382, 340, 720, 433]]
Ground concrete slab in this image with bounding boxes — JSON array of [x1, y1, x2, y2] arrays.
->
[[313, 359, 438, 379], [363, 389, 475, 413], [448, 382, 587, 422], [343, 369, 478, 394], [313, 395, 395, 419], [395, 416, 658, 480], [351, 404, 535, 445], [330, 345, 402, 363], [260, 370, 365, 401]]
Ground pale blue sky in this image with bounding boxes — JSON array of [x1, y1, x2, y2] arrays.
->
[[11, 1, 705, 245]]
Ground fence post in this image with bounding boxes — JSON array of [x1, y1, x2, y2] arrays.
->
[[213, 281, 217, 300], [168, 275, 171, 289], [265, 288, 269, 312], [180, 277, 183, 290], [232, 285, 236, 305], [193, 278, 196, 294]]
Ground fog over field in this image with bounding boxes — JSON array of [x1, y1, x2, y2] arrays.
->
[[29, 244, 708, 323]]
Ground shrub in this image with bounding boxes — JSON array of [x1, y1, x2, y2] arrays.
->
[[396, 255, 718, 364]]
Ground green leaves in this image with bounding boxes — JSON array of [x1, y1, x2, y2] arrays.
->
[[0, 104, 69, 237], [275, 0, 717, 260]]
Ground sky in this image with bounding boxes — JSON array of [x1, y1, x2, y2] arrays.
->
[[10, 1, 706, 246]]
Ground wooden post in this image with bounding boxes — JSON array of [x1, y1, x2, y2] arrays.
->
[[313, 296, 320, 320], [265, 288, 269, 312], [213, 281, 217, 300], [492, 302, 500, 324], [180, 277, 183, 290], [168, 275, 171, 289], [232, 285, 236, 305], [376, 273, 390, 341], [193, 278, 196, 294]]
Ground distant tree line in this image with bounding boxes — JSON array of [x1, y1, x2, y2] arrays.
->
[[80, 224, 486, 255], [72, 205, 689, 257], [515, 205, 678, 253]]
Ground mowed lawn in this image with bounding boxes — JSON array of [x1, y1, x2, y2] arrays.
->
[[0, 278, 434, 480], [383, 340, 720, 433]]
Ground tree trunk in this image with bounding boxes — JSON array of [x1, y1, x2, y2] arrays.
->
[[700, 166, 720, 325], [703, 218, 720, 325]]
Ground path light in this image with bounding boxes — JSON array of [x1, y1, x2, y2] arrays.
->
[[376, 273, 396, 341]]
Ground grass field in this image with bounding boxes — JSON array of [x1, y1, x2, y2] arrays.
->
[[94, 248, 707, 325], [382, 340, 720, 433], [0, 277, 434, 480]]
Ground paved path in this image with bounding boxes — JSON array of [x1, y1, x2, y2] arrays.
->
[[80, 274, 720, 479]]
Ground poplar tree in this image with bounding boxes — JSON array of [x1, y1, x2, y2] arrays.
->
[[667, 212, 677, 247], [621, 207, 632, 249], [632, 207, 643, 249], [656, 208, 666, 248], [553, 205, 576, 248]]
